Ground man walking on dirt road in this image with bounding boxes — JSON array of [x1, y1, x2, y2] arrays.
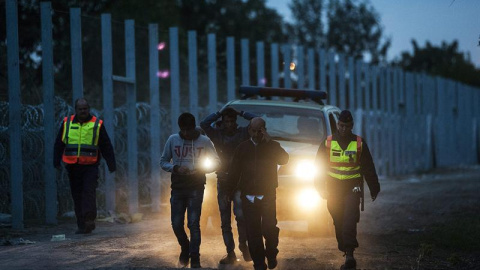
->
[[160, 112, 220, 268], [315, 110, 380, 269], [227, 117, 289, 270], [54, 98, 116, 235], [200, 107, 257, 264]]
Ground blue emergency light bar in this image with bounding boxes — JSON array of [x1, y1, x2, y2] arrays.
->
[[239, 86, 328, 104]]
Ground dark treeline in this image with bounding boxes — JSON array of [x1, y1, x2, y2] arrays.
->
[[0, 0, 478, 106]]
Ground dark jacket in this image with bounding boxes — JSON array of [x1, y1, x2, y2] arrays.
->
[[315, 132, 380, 197], [200, 110, 257, 175], [227, 139, 289, 196], [54, 114, 116, 172]]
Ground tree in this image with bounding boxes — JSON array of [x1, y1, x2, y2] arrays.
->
[[288, 0, 390, 64], [0, 0, 288, 105], [326, 0, 390, 63], [393, 40, 480, 87], [287, 0, 325, 49]]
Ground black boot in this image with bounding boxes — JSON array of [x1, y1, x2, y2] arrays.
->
[[219, 251, 237, 264], [190, 254, 201, 268], [85, 220, 96, 233], [267, 256, 278, 269], [344, 249, 356, 269]]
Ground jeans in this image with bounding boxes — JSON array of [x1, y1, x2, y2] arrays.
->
[[242, 193, 279, 269], [67, 164, 99, 230], [170, 188, 204, 256], [217, 183, 248, 254]]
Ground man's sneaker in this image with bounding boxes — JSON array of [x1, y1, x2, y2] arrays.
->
[[219, 251, 237, 264], [239, 243, 252, 261], [190, 254, 201, 268], [344, 250, 356, 269], [178, 250, 189, 267], [267, 256, 277, 269]]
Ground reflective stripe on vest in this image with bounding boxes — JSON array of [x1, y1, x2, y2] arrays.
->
[[326, 135, 362, 180], [62, 115, 102, 164]]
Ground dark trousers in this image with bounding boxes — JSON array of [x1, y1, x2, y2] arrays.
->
[[242, 194, 279, 270], [217, 183, 248, 254], [170, 188, 204, 256], [327, 190, 360, 252], [67, 164, 99, 230]]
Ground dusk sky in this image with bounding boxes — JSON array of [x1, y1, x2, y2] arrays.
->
[[266, 0, 480, 68]]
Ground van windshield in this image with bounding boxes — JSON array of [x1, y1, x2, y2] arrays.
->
[[228, 104, 326, 144]]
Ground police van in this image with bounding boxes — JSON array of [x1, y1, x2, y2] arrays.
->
[[202, 86, 342, 235]]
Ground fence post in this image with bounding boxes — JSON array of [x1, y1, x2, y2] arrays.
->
[[364, 63, 370, 111], [125, 20, 138, 214], [307, 48, 315, 90], [169, 27, 180, 133], [256, 42, 265, 86], [282, 44, 292, 89], [227, 37, 235, 100], [271, 43, 279, 88], [355, 60, 363, 110], [41, 2, 57, 224], [327, 51, 336, 105], [70, 8, 83, 104], [208, 34, 218, 113], [7, 0, 24, 229], [149, 24, 161, 212], [241, 39, 250, 86], [297, 46, 304, 89], [188, 31, 198, 118], [348, 57, 355, 110], [101, 13, 116, 213], [337, 54, 346, 109], [319, 49, 326, 92]]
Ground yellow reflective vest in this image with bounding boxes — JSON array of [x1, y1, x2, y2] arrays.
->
[[61, 115, 102, 164], [326, 135, 362, 180]]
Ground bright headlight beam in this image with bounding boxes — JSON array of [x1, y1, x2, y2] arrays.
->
[[297, 189, 321, 209], [295, 160, 317, 179]]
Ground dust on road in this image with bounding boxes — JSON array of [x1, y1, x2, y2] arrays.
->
[[1, 166, 480, 270]]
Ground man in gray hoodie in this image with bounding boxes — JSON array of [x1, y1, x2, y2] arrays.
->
[[160, 112, 220, 268]]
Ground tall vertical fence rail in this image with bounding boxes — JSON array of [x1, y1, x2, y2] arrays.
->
[[2, 1, 480, 229]]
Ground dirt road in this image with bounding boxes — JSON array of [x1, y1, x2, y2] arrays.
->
[[1, 166, 480, 270]]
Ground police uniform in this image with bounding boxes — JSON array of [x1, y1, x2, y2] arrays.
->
[[54, 114, 116, 234], [315, 110, 380, 268]]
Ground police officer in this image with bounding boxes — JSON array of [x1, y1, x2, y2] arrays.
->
[[54, 98, 116, 234], [314, 110, 380, 269]]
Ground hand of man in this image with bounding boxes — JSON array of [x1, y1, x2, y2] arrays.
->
[[371, 191, 379, 202], [261, 127, 271, 142]]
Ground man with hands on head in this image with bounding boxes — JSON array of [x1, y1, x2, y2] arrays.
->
[[314, 110, 380, 270], [226, 117, 289, 270], [200, 107, 257, 264]]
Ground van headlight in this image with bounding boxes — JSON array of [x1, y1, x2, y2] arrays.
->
[[294, 160, 317, 181], [296, 188, 321, 209]]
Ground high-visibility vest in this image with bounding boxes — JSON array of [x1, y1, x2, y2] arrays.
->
[[326, 135, 362, 180], [62, 115, 102, 165]]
